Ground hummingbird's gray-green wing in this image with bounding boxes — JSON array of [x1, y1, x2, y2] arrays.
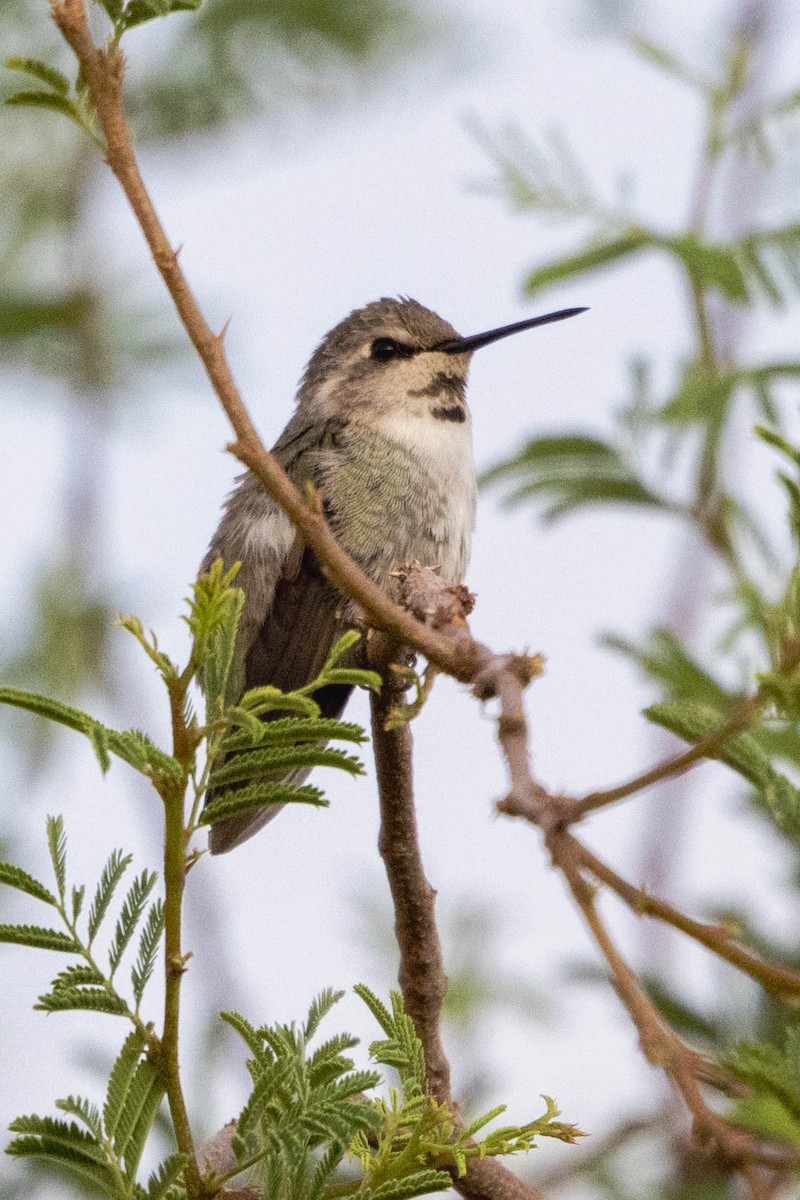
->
[[206, 417, 355, 854]]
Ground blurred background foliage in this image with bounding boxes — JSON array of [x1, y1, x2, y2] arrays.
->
[[479, 0, 800, 1195], [3, 0, 800, 1197]]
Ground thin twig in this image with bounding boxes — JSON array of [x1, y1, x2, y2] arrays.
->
[[573, 837, 800, 999], [568, 699, 757, 819], [500, 787, 800, 1184]]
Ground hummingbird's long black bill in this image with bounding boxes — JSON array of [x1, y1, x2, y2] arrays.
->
[[432, 306, 589, 355]]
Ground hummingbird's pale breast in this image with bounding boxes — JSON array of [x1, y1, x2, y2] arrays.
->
[[314, 410, 476, 586]]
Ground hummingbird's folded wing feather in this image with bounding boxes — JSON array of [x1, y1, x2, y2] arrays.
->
[[204, 416, 355, 854]]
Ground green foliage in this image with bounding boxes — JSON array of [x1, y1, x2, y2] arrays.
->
[[0, 817, 163, 1025], [0, 686, 183, 785], [645, 701, 800, 840], [480, 433, 671, 521], [108, 870, 159, 977], [129, 0, 441, 141], [722, 1030, 800, 1149], [89, 850, 135, 946], [8, 1027, 170, 1197], [216, 988, 580, 1198], [131, 900, 165, 1010], [4, 54, 101, 145], [186, 557, 244, 718], [352, 987, 582, 1188], [111, 0, 204, 34]]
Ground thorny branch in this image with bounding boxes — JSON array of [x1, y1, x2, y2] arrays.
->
[[48, 4, 800, 1197]]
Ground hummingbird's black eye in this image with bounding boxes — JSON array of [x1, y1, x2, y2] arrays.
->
[[370, 337, 413, 362]]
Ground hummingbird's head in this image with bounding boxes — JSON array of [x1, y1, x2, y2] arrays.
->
[[297, 297, 588, 423]]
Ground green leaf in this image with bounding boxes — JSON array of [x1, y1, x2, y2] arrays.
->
[[238, 686, 321, 718], [7, 1114, 114, 1193], [660, 234, 748, 301], [47, 814, 67, 901], [0, 690, 178, 781], [357, 987, 427, 1099], [354, 984, 393, 1034], [109, 1052, 164, 1176], [756, 424, 800, 469], [657, 363, 736, 424], [728, 1093, 800, 1149], [305, 989, 346, 1040], [201, 780, 327, 825], [734, 223, 800, 306], [723, 1030, 800, 1134], [121, 0, 203, 31], [645, 701, 800, 839], [131, 900, 165, 1007], [50, 963, 105, 990], [55, 1095, 102, 1138], [108, 871, 159, 975], [108, 729, 184, 783], [209, 744, 364, 790], [97, 0, 124, 20], [88, 849, 133, 945], [0, 924, 78, 952], [36, 988, 128, 1016], [4, 56, 70, 94], [525, 231, 649, 294], [317, 667, 382, 691], [5, 90, 83, 128], [220, 1009, 266, 1059], [605, 628, 732, 709], [628, 36, 706, 88], [104, 1028, 149, 1140], [116, 615, 178, 683], [322, 629, 363, 669], [146, 1153, 189, 1200], [193, 559, 246, 719], [0, 862, 57, 907], [480, 433, 669, 521], [222, 716, 367, 754], [368, 1170, 454, 1200], [89, 723, 112, 774]]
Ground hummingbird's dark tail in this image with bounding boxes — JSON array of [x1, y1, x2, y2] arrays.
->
[[205, 542, 357, 854]]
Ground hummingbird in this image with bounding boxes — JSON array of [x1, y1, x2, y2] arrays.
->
[[201, 296, 586, 853]]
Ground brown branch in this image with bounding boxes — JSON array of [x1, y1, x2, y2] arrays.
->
[[573, 837, 800, 1000], [548, 834, 800, 1182], [500, 788, 800, 1187], [370, 640, 452, 1102], [369, 630, 543, 1200]]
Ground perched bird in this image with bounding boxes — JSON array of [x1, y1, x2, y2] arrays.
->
[[202, 297, 586, 852]]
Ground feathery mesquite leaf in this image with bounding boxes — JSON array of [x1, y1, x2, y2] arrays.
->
[[108, 871, 158, 975], [0, 924, 78, 952], [35, 987, 129, 1016], [88, 849, 132, 945], [201, 781, 327, 825], [209, 744, 364, 789], [0, 862, 57, 907], [131, 900, 165, 1008]]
